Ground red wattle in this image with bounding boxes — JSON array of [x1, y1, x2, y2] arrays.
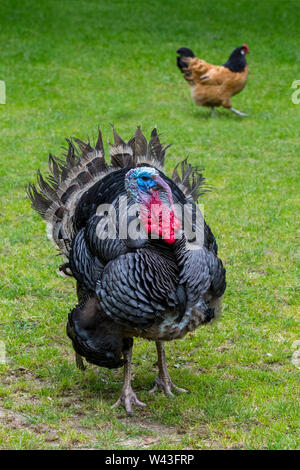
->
[[140, 193, 180, 244]]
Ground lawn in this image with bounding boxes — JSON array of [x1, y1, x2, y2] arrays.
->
[[0, 0, 299, 450]]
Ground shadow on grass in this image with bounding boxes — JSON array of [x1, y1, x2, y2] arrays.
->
[[40, 357, 247, 424]]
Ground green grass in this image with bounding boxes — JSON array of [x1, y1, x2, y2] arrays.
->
[[0, 0, 299, 450]]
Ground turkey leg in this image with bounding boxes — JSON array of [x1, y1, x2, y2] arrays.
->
[[111, 342, 146, 416], [75, 352, 86, 371], [149, 341, 188, 397]]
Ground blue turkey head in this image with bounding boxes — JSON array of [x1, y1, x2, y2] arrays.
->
[[125, 167, 172, 205]]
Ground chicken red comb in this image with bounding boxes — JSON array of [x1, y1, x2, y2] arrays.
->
[[242, 44, 250, 53]]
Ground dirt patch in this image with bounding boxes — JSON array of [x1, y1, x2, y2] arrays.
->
[[0, 405, 58, 442], [118, 416, 182, 449], [1, 365, 210, 450]]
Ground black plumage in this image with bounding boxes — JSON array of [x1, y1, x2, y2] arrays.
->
[[223, 46, 248, 73], [28, 127, 226, 415]]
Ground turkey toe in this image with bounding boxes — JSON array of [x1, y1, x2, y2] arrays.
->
[[112, 387, 147, 415]]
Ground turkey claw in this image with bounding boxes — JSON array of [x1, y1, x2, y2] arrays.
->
[[149, 376, 188, 397], [111, 388, 146, 416]]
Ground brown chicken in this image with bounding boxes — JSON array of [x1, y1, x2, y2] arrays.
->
[[177, 44, 250, 117]]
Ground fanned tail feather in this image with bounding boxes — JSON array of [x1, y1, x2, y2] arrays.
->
[[172, 158, 208, 202], [109, 126, 135, 168], [27, 126, 207, 256]]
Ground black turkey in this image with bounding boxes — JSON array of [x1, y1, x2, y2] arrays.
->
[[28, 127, 226, 415]]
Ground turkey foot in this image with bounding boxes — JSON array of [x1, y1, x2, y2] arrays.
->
[[149, 375, 188, 397], [111, 343, 146, 416], [149, 341, 188, 397], [111, 385, 146, 416]]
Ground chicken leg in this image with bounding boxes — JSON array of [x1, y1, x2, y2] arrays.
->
[[229, 107, 248, 117], [111, 342, 146, 416], [149, 341, 188, 397]]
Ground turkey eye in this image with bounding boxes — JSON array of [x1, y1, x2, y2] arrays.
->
[[141, 176, 148, 181]]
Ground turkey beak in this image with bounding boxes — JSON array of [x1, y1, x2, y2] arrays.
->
[[152, 181, 164, 191], [153, 175, 174, 208]]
